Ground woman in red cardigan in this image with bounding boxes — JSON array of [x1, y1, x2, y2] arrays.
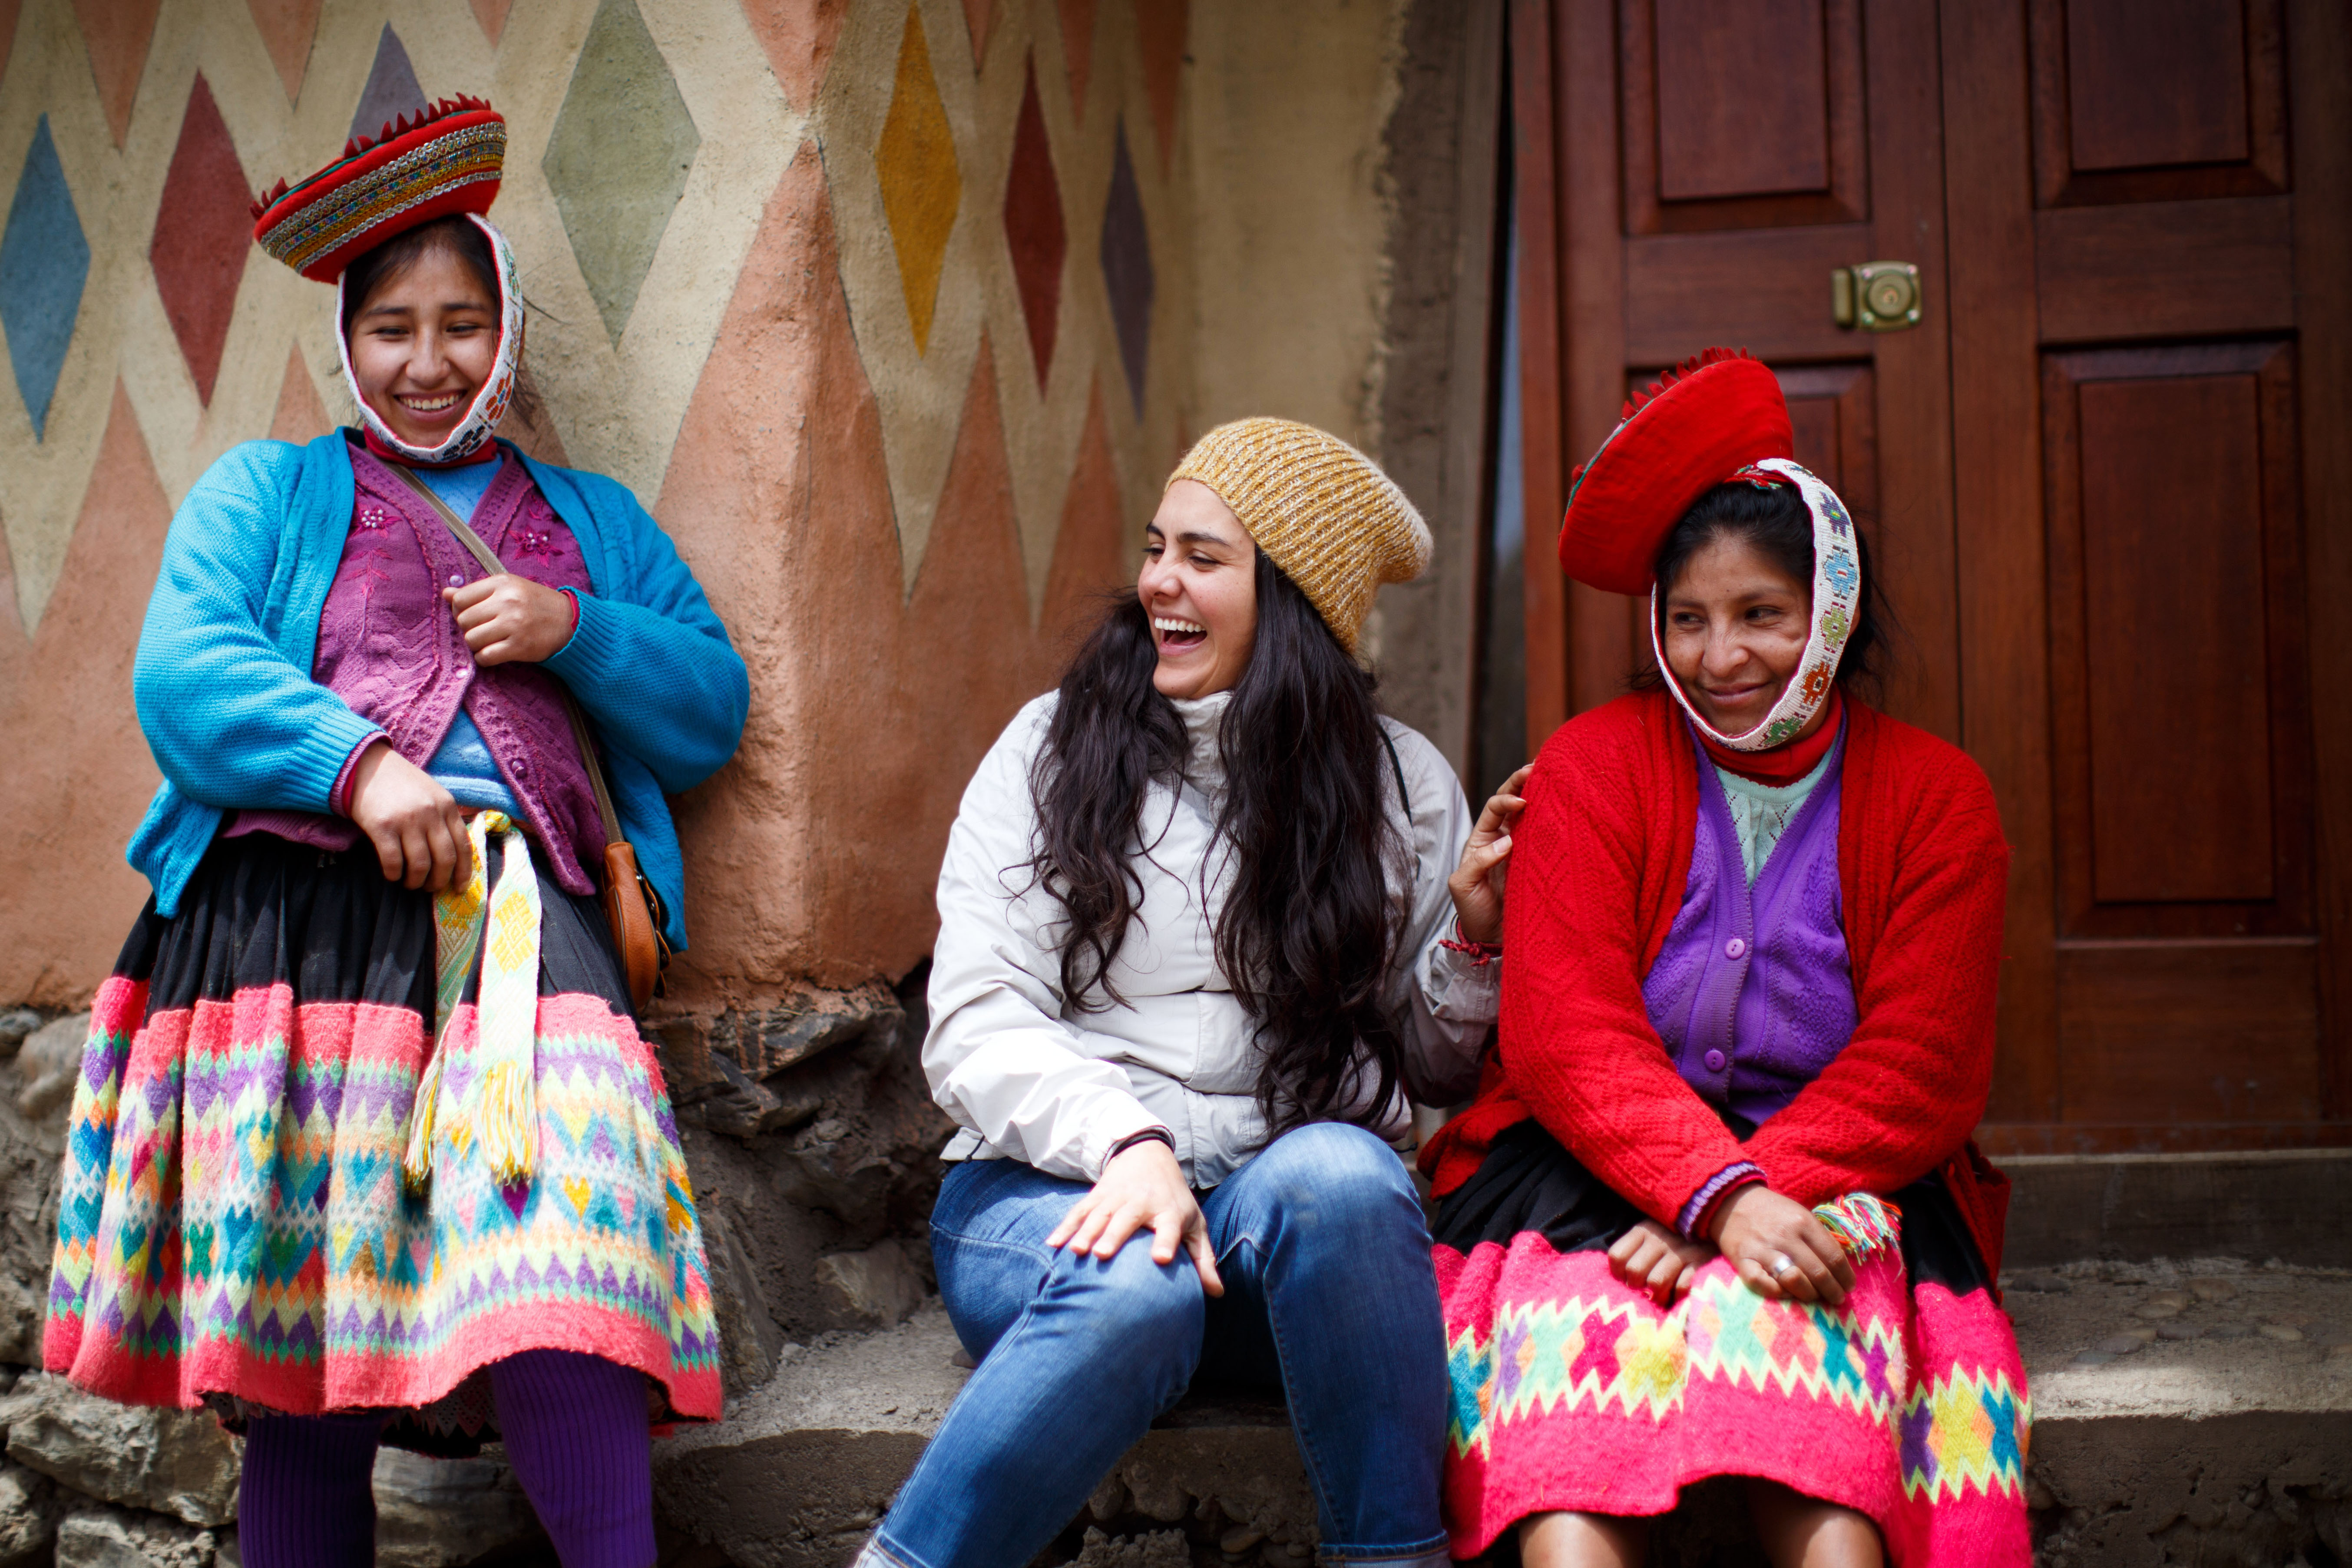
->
[[1421, 351, 2028, 1567]]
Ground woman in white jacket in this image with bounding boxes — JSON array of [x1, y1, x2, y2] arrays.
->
[[861, 420, 1527, 1568]]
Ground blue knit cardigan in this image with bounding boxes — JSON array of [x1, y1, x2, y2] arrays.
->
[[127, 431, 749, 951]]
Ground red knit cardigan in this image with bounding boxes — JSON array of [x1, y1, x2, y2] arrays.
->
[[1421, 689, 2015, 1277]]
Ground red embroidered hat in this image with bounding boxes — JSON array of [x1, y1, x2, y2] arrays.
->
[[250, 97, 505, 283], [1556, 347, 1793, 595]]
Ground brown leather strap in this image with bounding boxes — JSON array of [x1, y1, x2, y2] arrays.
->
[[386, 463, 626, 848]]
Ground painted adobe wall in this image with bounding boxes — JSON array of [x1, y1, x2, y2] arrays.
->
[[0, 0, 1419, 1018]]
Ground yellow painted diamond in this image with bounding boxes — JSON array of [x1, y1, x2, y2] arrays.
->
[[876, 2, 960, 352]]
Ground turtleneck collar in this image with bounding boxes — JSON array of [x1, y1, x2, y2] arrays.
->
[[1699, 689, 1844, 786], [1169, 690, 1233, 794]]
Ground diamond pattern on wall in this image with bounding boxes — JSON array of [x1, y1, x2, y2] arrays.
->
[[0, 118, 89, 440], [246, 0, 321, 103], [471, 0, 513, 46], [960, 0, 993, 68], [73, 0, 161, 147], [349, 23, 427, 142], [876, 2, 959, 355], [1004, 59, 1065, 389], [150, 76, 249, 405], [1098, 123, 1151, 414], [1059, 0, 1095, 118], [1136, 0, 1187, 170], [267, 346, 330, 444], [542, 0, 702, 346], [0, 3, 20, 96]]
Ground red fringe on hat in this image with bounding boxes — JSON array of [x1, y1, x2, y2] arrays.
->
[[1555, 347, 1794, 596], [248, 96, 495, 220], [1569, 347, 1761, 495], [249, 96, 505, 283]]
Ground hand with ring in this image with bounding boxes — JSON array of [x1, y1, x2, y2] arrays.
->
[[1708, 1185, 1856, 1307]]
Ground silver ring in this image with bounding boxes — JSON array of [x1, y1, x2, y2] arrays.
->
[[1771, 1254, 1798, 1277]]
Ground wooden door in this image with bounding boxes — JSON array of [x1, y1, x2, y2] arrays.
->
[[1512, 0, 1961, 741], [1511, 0, 2352, 1148], [1941, 0, 2352, 1149]]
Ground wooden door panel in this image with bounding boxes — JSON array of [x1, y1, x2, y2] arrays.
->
[[2076, 373, 2276, 904], [2043, 338, 2325, 1127], [2029, 0, 2288, 207], [1621, 0, 1867, 232], [1776, 360, 1952, 732], [2058, 940, 2324, 1123], [2044, 341, 2314, 941], [1623, 226, 1871, 363], [2065, 0, 2249, 169], [1655, 0, 1831, 198], [2036, 197, 2295, 343], [1778, 365, 1879, 524], [1966, 0, 2348, 1149]]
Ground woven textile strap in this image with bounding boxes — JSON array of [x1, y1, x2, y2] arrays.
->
[[402, 809, 541, 1190], [386, 462, 630, 850]]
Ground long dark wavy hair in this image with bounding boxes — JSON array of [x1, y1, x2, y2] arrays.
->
[[1028, 551, 1411, 1137]]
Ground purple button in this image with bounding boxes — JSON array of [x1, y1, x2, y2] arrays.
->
[[1704, 1049, 1727, 1072], [448, 573, 465, 587], [1725, 937, 1747, 959]]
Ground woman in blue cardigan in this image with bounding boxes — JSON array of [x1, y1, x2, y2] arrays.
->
[[42, 99, 746, 1568]]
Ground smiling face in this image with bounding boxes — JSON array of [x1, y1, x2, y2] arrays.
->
[[1139, 479, 1259, 700], [345, 241, 499, 450], [1660, 532, 1819, 737]]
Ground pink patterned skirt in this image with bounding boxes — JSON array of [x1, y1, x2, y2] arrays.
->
[[1433, 1122, 2030, 1564], [41, 834, 721, 1452]]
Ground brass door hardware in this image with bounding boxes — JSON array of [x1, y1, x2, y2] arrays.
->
[[1832, 261, 1922, 332]]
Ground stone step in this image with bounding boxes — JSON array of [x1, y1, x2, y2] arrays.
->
[[651, 1262, 2352, 1568], [2001, 1148, 2352, 1270]]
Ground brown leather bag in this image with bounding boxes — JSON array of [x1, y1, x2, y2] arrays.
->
[[390, 465, 670, 1013]]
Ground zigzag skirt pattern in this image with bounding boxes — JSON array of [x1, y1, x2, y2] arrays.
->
[[42, 835, 721, 1451], [1433, 1123, 2029, 1564]]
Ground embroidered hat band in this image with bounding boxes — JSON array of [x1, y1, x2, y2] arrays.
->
[[251, 97, 505, 283]]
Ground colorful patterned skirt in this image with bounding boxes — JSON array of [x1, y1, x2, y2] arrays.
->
[[41, 834, 722, 1452], [1434, 1121, 2030, 1564]]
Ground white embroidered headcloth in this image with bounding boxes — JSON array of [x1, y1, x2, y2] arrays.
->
[[1555, 348, 1861, 751]]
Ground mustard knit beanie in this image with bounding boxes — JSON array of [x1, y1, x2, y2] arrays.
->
[[1165, 418, 1432, 654]]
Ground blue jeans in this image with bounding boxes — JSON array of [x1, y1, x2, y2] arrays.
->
[[869, 1122, 1450, 1568]]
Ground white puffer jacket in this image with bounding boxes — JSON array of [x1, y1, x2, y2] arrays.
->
[[924, 689, 1500, 1189]]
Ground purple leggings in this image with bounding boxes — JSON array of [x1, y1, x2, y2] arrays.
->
[[238, 1350, 655, 1568]]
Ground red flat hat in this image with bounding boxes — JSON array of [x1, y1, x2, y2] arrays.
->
[[1557, 348, 1793, 595], [250, 97, 504, 283]]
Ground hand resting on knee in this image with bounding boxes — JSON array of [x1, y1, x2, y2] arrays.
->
[[1710, 1187, 1855, 1308], [1606, 1220, 1713, 1307], [1045, 1139, 1225, 1295]]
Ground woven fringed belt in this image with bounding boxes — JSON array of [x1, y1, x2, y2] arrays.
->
[[403, 810, 541, 1190]]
